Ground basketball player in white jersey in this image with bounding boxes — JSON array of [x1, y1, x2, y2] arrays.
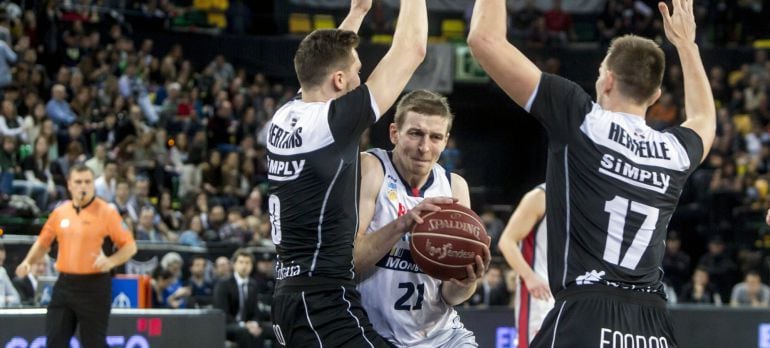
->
[[498, 184, 554, 348], [354, 90, 488, 347]]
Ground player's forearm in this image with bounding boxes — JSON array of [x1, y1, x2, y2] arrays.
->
[[338, 6, 369, 33], [499, 237, 536, 281], [467, 0, 507, 46], [22, 240, 49, 265], [679, 43, 716, 131], [109, 242, 138, 267], [441, 281, 476, 306], [389, 0, 428, 61], [353, 218, 409, 275]]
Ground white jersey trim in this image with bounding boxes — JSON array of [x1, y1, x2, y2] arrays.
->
[[562, 146, 570, 289], [310, 159, 345, 275], [549, 301, 567, 348], [302, 291, 324, 347], [342, 286, 375, 348], [524, 80, 541, 113]]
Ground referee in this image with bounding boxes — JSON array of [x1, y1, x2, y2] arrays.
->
[[16, 164, 137, 347]]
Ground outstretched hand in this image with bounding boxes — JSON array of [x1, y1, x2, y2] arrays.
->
[[658, 0, 696, 48]]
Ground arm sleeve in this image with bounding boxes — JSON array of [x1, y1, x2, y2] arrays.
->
[[106, 206, 135, 248], [664, 126, 704, 171], [327, 84, 380, 146], [529, 73, 594, 142], [38, 209, 58, 247]]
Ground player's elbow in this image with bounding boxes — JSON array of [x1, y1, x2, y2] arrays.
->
[[467, 33, 495, 60]]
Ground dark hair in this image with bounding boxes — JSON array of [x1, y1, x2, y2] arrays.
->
[[190, 255, 207, 266], [605, 35, 665, 104], [394, 90, 455, 132], [151, 266, 173, 280], [294, 29, 360, 89], [231, 248, 254, 264]]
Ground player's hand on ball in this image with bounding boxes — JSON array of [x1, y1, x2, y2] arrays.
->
[[449, 251, 488, 289], [93, 254, 114, 273], [523, 273, 552, 301], [403, 196, 457, 226]]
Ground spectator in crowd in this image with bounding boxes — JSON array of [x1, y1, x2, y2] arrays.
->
[[663, 231, 691, 294], [730, 270, 770, 307], [0, 38, 16, 89], [467, 264, 511, 307], [679, 267, 723, 305], [179, 215, 206, 247], [185, 255, 214, 308], [0, 244, 21, 308], [110, 179, 132, 217], [45, 84, 77, 127], [0, 134, 18, 194], [151, 266, 184, 308], [213, 249, 272, 348], [0, 100, 28, 141], [543, 0, 575, 44], [698, 235, 738, 300], [213, 256, 231, 283], [12, 255, 49, 306], [20, 135, 55, 209], [85, 143, 108, 178], [94, 159, 117, 202]]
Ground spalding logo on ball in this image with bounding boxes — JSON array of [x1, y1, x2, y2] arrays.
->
[[410, 203, 490, 281]]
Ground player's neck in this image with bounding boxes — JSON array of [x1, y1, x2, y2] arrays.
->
[[601, 98, 648, 119], [300, 84, 341, 103]]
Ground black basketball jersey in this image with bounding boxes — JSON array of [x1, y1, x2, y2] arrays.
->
[[267, 85, 380, 281], [528, 74, 703, 296]]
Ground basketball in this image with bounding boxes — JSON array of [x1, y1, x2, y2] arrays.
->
[[410, 203, 490, 281]]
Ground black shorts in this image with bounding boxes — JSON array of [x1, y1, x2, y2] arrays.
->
[[271, 277, 391, 348], [531, 285, 677, 348]]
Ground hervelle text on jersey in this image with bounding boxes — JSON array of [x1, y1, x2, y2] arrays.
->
[[608, 122, 671, 160]]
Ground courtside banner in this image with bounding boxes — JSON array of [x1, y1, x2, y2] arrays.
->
[[0, 309, 224, 347]]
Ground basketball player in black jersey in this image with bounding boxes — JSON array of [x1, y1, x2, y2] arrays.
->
[[469, 0, 714, 347], [267, 0, 429, 346]]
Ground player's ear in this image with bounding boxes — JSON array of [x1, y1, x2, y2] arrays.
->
[[331, 70, 345, 91], [389, 123, 399, 145], [604, 70, 615, 95], [648, 88, 662, 107]]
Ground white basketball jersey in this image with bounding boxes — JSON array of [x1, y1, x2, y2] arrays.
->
[[358, 148, 472, 348]]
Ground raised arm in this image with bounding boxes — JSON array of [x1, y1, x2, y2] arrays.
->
[[467, 0, 541, 108], [659, 0, 715, 163], [365, 0, 427, 115], [338, 0, 372, 33], [498, 187, 551, 300]]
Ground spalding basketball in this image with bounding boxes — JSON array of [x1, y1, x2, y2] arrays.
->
[[410, 203, 490, 281]]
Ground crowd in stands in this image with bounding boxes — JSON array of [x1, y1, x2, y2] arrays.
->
[[0, 0, 768, 324]]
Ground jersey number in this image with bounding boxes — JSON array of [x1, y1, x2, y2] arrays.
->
[[269, 194, 282, 245], [603, 196, 659, 270], [394, 282, 425, 311]]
